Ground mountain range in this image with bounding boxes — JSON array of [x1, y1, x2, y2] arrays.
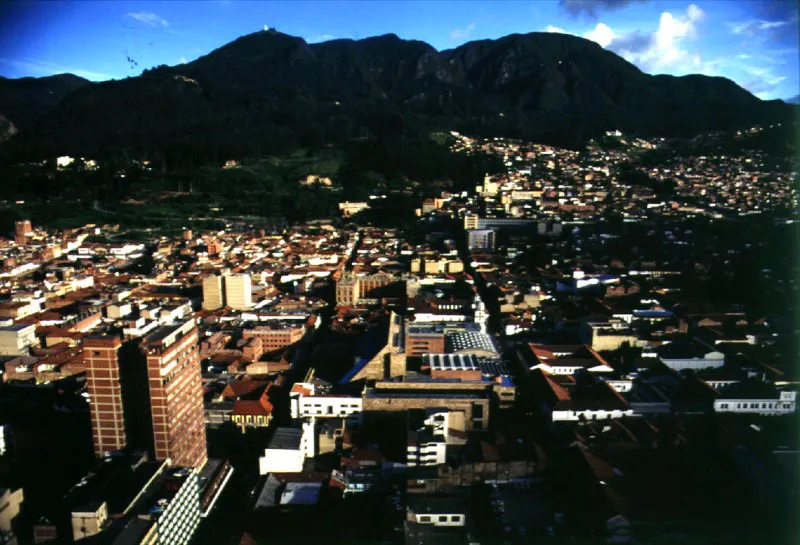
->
[[0, 74, 90, 140], [0, 30, 793, 162]]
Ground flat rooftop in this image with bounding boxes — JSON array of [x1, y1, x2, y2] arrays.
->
[[0, 324, 34, 332], [64, 455, 164, 516], [126, 465, 196, 522], [268, 427, 303, 451], [365, 389, 485, 400]]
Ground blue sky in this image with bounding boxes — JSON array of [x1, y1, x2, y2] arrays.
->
[[0, 0, 797, 100]]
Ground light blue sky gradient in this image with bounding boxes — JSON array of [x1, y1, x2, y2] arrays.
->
[[0, 0, 797, 100]]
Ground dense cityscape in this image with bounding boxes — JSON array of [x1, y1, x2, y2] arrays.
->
[[0, 123, 797, 544]]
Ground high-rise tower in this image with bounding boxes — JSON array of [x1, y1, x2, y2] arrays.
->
[[14, 220, 32, 245], [201, 274, 224, 311], [223, 274, 252, 310], [84, 336, 126, 457], [141, 320, 208, 468]]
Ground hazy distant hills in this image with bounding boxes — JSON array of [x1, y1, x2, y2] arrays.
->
[[1, 30, 793, 161]]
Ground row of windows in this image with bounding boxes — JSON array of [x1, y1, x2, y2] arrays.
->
[[418, 515, 463, 524], [304, 402, 361, 408], [718, 402, 791, 410]]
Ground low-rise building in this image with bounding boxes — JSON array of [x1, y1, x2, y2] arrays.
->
[[714, 388, 796, 415], [258, 426, 312, 475], [0, 324, 37, 356]]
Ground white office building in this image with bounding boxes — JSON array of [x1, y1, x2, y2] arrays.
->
[[224, 274, 252, 311]]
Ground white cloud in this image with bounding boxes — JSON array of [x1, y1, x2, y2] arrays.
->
[[738, 64, 789, 99], [730, 19, 790, 36], [744, 66, 770, 78], [542, 4, 708, 74], [686, 3, 704, 23], [608, 3, 708, 74], [179, 57, 187, 64], [584, 23, 615, 47], [0, 56, 112, 81], [126, 11, 169, 28], [544, 4, 793, 100], [308, 34, 338, 43], [450, 22, 476, 41]]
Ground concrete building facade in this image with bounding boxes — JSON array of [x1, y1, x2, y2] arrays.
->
[[0, 324, 36, 356], [201, 275, 224, 311], [224, 274, 252, 310]]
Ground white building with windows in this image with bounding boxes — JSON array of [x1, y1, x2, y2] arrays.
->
[[656, 343, 725, 371], [407, 496, 467, 527], [0, 324, 36, 356], [407, 410, 449, 467], [714, 390, 796, 415], [290, 382, 362, 421], [297, 396, 363, 420], [258, 427, 312, 474]]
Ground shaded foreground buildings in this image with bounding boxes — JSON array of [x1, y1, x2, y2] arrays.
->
[[29, 318, 216, 544]]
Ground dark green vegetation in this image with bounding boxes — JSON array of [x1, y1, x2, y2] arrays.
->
[[0, 74, 89, 136], [1, 30, 793, 165], [0, 132, 504, 232]]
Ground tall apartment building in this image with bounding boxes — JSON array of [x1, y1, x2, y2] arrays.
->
[[14, 220, 32, 245], [83, 324, 208, 469], [14, 220, 31, 237], [141, 320, 208, 469], [84, 336, 126, 457], [201, 275, 224, 311], [224, 274, 252, 310]]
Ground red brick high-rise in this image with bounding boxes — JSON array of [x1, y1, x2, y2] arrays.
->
[[141, 320, 208, 469], [13, 220, 32, 245], [14, 220, 32, 238], [84, 336, 127, 457]]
